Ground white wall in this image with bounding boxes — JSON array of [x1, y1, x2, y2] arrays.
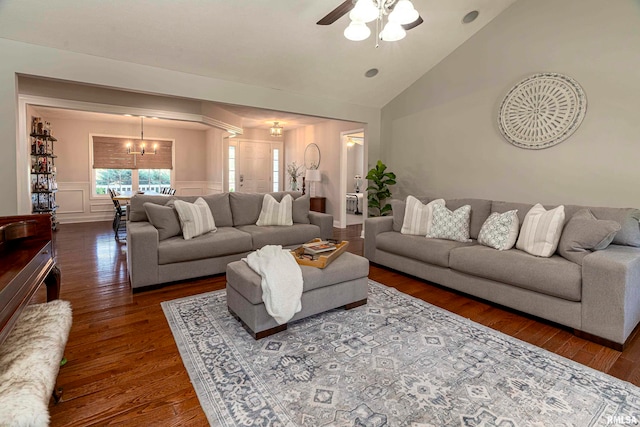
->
[[285, 120, 364, 221], [381, 0, 640, 208], [0, 38, 381, 216]]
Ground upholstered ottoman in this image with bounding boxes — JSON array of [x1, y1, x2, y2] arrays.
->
[[226, 251, 369, 339]]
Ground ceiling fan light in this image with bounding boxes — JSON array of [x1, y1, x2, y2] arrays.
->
[[349, 0, 378, 23], [344, 20, 371, 41], [380, 21, 406, 42], [388, 0, 419, 25]]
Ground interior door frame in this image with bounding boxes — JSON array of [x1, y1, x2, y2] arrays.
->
[[339, 127, 366, 230]]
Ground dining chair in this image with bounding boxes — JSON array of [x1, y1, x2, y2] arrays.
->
[[169, 188, 176, 195]]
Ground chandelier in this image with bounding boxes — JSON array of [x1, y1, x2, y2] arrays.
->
[[126, 117, 156, 156], [344, 0, 419, 44], [270, 122, 283, 138]]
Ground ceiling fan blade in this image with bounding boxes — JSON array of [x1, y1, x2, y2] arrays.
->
[[402, 15, 424, 31], [317, 0, 355, 25], [402, 16, 424, 31]]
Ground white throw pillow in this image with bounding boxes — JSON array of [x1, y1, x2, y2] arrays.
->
[[516, 203, 565, 257], [256, 194, 293, 226], [426, 204, 472, 242], [173, 197, 217, 240], [401, 196, 445, 236], [478, 210, 520, 250]]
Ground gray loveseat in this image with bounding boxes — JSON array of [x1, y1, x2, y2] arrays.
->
[[127, 191, 333, 289], [365, 197, 640, 349]]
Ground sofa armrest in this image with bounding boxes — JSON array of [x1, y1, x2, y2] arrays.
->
[[308, 212, 333, 240], [126, 221, 160, 288], [364, 217, 394, 262], [581, 245, 640, 345]]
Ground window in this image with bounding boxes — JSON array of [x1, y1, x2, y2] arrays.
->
[[91, 135, 173, 196], [228, 146, 236, 192], [272, 148, 280, 192], [138, 169, 171, 193], [95, 169, 132, 195]]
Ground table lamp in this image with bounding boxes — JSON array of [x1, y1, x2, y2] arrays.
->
[[305, 169, 322, 197]]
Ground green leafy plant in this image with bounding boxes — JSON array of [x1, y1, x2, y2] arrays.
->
[[366, 160, 396, 217]]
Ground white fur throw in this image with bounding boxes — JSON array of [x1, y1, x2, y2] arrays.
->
[[0, 300, 72, 427]]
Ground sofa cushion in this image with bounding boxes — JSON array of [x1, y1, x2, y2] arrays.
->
[[427, 204, 472, 243], [376, 231, 475, 268], [401, 196, 444, 236], [292, 194, 310, 224], [237, 224, 321, 250], [446, 198, 492, 239], [478, 210, 519, 251], [256, 194, 293, 226], [564, 205, 640, 247], [202, 193, 233, 227], [230, 192, 264, 226], [143, 202, 181, 241], [516, 204, 565, 257], [391, 197, 430, 232], [449, 246, 582, 302], [173, 198, 217, 240], [129, 194, 175, 222], [558, 209, 621, 265], [230, 192, 305, 226], [158, 227, 253, 264]]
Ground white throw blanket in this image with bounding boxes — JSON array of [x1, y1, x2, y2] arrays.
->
[[244, 245, 303, 325]]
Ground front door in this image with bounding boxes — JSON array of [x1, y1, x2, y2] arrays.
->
[[237, 141, 272, 193]]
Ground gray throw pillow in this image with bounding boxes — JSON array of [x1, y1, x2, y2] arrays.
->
[[558, 209, 621, 265], [292, 194, 310, 224], [143, 202, 182, 241]]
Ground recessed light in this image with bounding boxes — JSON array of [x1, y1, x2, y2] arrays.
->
[[365, 68, 379, 78], [123, 114, 132, 117], [463, 10, 479, 24]]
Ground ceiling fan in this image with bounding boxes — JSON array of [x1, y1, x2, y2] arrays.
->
[[317, 0, 424, 43]]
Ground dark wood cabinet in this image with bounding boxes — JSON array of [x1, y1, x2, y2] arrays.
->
[[310, 197, 326, 213], [0, 214, 60, 346]]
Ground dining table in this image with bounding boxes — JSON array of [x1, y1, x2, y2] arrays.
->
[[112, 190, 163, 203]]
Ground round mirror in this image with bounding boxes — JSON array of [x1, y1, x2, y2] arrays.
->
[[304, 143, 321, 169]]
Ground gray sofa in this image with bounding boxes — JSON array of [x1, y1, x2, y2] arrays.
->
[[127, 191, 333, 289], [365, 197, 640, 349]]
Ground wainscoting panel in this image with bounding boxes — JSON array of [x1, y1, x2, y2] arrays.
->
[[56, 189, 84, 214], [56, 182, 113, 224], [175, 181, 211, 196]]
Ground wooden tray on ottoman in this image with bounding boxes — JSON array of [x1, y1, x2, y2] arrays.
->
[[291, 238, 349, 269]]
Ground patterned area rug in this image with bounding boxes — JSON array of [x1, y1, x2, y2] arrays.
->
[[162, 281, 640, 426]]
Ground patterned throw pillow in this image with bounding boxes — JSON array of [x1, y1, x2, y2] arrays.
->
[[173, 197, 217, 240], [426, 204, 472, 242], [256, 194, 293, 226], [516, 203, 565, 257], [478, 210, 520, 250], [401, 196, 445, 236]]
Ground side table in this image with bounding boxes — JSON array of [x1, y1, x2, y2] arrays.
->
[[310, 197, 326, 213]]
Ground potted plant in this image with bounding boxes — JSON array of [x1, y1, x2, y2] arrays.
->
[[366, 160, 396, 216], [287, 161, 304, 191]]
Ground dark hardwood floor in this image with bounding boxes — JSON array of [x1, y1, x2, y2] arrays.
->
[[40, 221, 638, 425]]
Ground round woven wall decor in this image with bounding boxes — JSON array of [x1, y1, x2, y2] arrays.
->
[[498, 73, 587, 149]]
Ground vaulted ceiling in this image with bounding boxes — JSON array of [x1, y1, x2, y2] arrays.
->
[[0, 0, 516, 110]]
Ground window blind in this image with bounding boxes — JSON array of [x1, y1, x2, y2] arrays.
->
[[92, 136, 173, 169]]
